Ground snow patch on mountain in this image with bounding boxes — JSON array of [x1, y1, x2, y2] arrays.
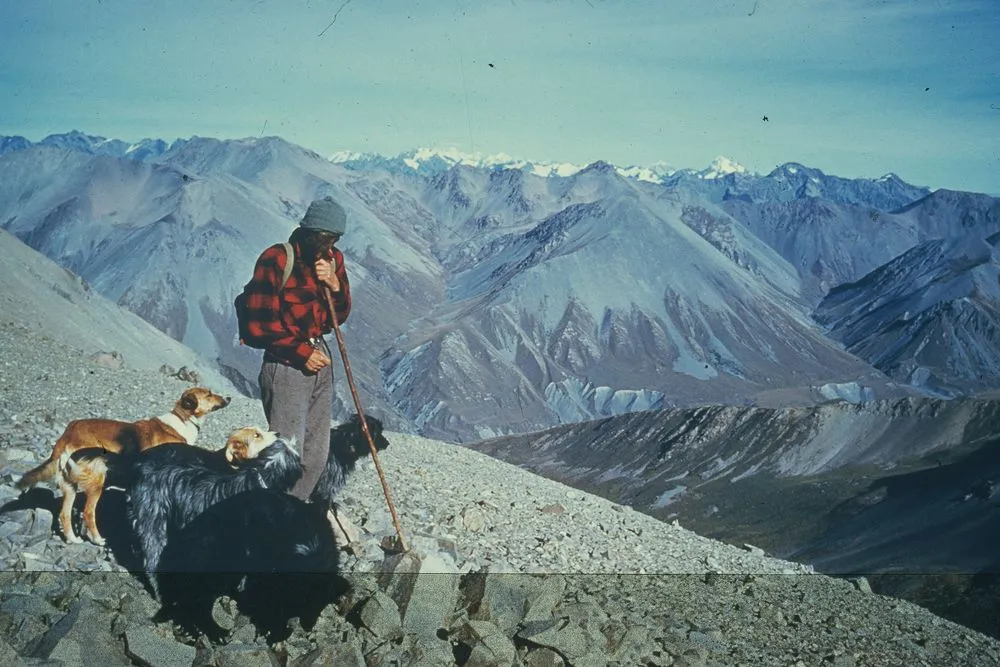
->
[[545, 376, 664, 423], [816, 382, 876, 404]]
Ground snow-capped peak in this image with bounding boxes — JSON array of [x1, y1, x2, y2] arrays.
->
[[328, 147, 685, 182], [328, 149, 369, 163], [615, 161, 677, 184], [328, 146, 589, 179], [700, 156, 747, 180]]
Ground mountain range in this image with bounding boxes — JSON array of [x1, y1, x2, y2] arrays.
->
[[1, 131, 998, 443], [4, 129, 1000, 639]]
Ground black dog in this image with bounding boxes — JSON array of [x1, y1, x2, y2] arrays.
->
[[311, 414, 390, 509], [155, 489, 347, 643], [127, 438, 301, 597]]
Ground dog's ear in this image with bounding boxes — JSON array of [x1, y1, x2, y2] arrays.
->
[[226, 436, 247, 464], [180, 389, 199, 412]]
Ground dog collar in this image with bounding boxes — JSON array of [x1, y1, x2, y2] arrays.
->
[[170, 408, 203, 431]]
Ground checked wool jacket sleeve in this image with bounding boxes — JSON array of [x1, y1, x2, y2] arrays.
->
[[242, 243, 351, 369]]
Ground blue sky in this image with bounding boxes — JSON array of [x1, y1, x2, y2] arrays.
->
[[2, 0, 998, 194]]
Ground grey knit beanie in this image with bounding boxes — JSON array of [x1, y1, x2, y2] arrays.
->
[[300, 196, 348, 235]]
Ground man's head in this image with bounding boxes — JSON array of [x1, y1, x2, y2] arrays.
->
[[293, 196, 346, 260], [301, 196, 347, 236]]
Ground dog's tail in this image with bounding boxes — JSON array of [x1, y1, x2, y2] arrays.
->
[[100, 451, 130, 490], [16, 457, 58, 492], [63, 448, 110, 481], [66, 448, 128, 490]]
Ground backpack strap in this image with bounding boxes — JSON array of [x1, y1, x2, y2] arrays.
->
[[279, 242, 294, 290]]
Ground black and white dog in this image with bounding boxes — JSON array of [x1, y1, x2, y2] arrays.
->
[[148, 416, 386, 643], [155, 489, 348, 643], [311, 414, 390, 508], [311, 414, 390, 545], [127, 416, 385, 593], [126, 431, 301, 596]]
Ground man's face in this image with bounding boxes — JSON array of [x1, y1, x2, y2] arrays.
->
[[305, 229, 341, 259]]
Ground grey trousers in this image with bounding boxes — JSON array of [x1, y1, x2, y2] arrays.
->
[[258, 340, 333, 501]]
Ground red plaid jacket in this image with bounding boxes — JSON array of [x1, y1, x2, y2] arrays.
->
[[242, 242, 351, 369]]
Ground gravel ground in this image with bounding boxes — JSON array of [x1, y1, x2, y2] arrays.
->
[[2, 323, 1000, 666]]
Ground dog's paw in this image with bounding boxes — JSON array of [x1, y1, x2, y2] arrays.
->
[[89, 535, 107, 547], [63, 533, 84, 545]]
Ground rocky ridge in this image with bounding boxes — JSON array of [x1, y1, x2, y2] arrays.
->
[[1, 326, 999, 665]]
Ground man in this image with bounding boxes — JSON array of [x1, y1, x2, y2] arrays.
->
[[241, 196, 351, 502]]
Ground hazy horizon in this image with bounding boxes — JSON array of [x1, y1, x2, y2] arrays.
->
[[2, 1, 997, 194]]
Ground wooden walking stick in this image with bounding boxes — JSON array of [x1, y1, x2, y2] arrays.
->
[[323, 284, 408, 553]]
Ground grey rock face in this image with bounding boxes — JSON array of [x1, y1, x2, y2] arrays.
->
[[815, 233, 1000, 396], [466, 397, 1000, 500]]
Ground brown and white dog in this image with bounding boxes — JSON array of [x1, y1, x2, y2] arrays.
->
[[15, 387, 231, 545]]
